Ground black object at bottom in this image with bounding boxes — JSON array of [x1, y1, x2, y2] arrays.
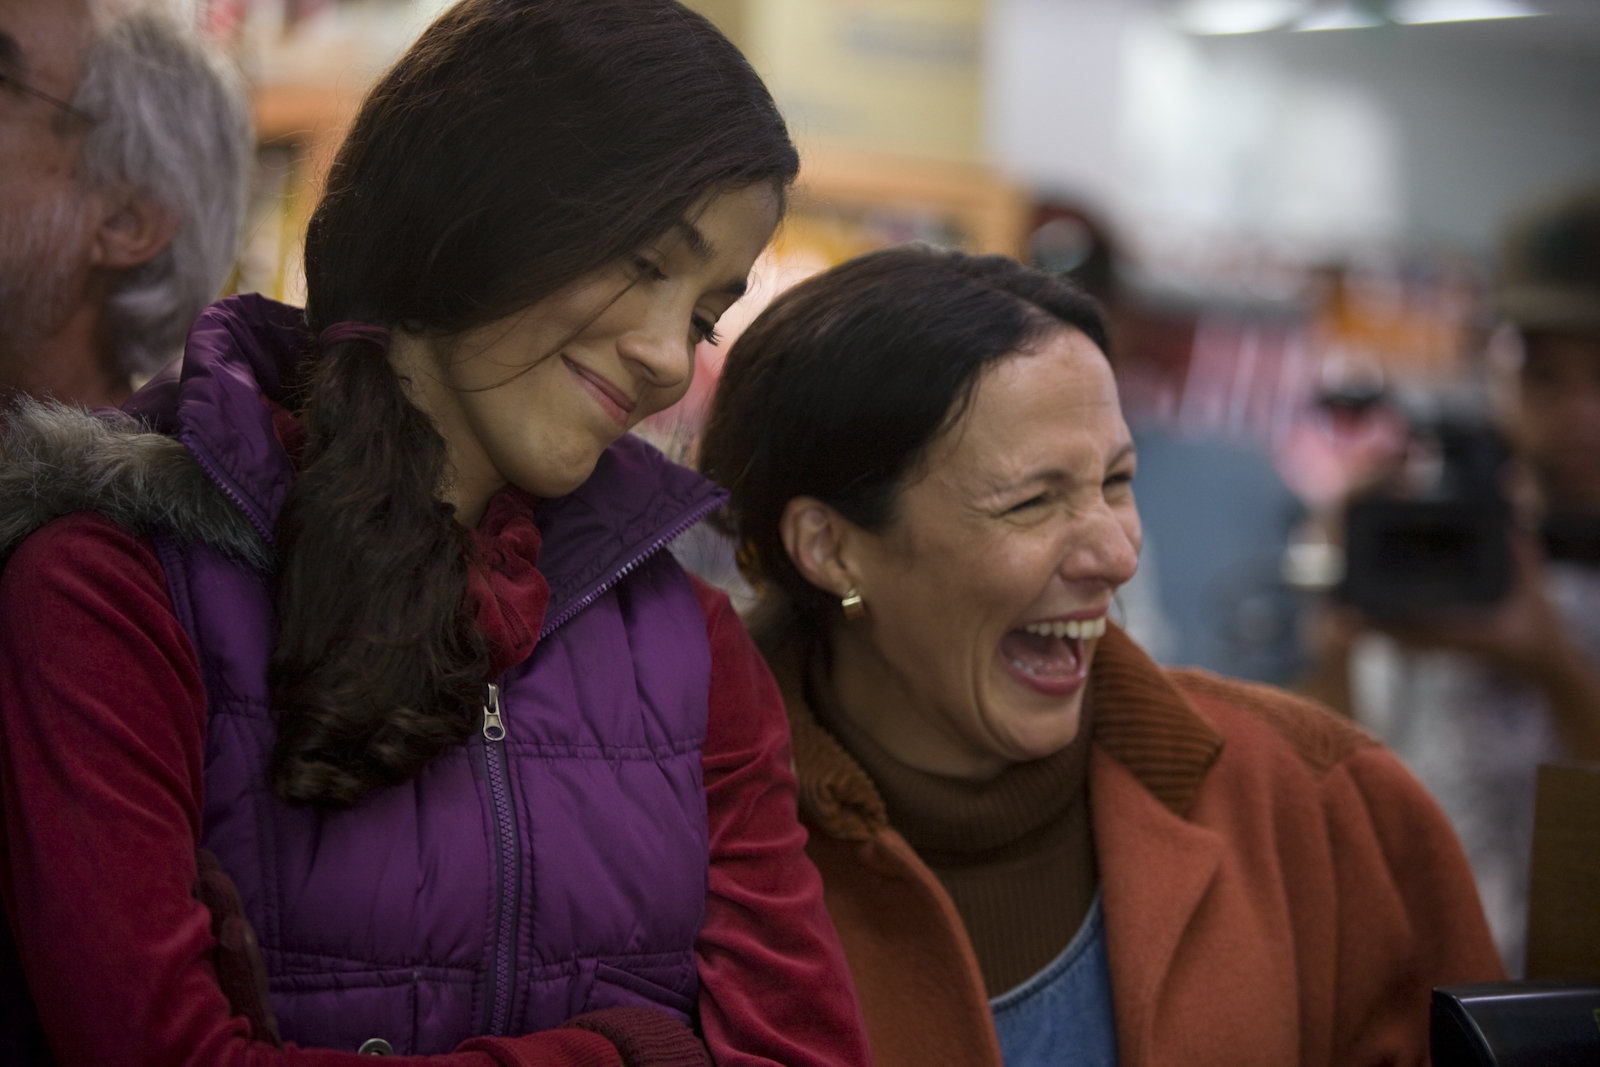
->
[[1432, 979, 1600, 1066]]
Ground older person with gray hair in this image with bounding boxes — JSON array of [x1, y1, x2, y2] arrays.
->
[[0, 0, 251, 409]]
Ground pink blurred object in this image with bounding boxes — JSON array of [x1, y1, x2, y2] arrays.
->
[[1278, 398, 1410, 509]]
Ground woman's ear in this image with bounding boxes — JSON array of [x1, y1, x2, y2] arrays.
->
[[779, 495, 859, 599]]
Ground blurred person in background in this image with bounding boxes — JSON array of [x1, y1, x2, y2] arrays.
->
[[0, 0, 872, 1063], [701, 244, 1502, 1067], [1306, 182, 1600, 976], [0, 0, 250, 411]]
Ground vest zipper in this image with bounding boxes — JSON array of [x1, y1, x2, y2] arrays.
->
[[538, 493, 724, 639], [179, 430, 276, 547], [481, 682, 519, 1034], [482, 682, 506, 741], [475, 483, 721, 1028]]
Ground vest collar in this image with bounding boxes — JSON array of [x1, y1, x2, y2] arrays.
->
[[121, 295, 725, 606]]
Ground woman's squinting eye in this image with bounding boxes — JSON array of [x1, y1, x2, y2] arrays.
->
[[1105, 469, 1135, 490], [1006, 493, 1049, 514]]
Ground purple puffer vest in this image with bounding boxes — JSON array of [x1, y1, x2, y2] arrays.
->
[[130, 295, 722, 1054]]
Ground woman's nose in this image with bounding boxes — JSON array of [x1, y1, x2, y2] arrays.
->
[[1060, 503, 1141, 589]]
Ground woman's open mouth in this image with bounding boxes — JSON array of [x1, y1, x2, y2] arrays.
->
[[999, 616, 1105, 693]]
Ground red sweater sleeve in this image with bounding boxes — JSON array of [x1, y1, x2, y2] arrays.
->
[[0, 513, 633, 1067], [689, 577, 872, 1067]]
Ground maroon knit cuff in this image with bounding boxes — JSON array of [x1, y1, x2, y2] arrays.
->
[[192, 848, 282, 1048], [562, 1007, 713, 1067], [458, 1029, 621, 1067]]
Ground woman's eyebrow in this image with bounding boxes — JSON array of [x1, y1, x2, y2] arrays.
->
[[981, 440, 1139, 496]]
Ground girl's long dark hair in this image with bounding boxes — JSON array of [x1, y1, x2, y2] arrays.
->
[[271, 0, 798, 807]]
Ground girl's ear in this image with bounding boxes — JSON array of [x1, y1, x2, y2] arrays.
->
[[779, 495, 862, 600]]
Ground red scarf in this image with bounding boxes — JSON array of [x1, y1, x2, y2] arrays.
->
[[466, 486, 550, 677], [268, 397, 550, 677]]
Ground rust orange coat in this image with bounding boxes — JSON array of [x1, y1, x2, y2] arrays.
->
[[781, 626, 1505, 1067]]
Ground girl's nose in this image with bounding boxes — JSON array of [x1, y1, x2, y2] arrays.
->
[[617, 305, 694, 393]]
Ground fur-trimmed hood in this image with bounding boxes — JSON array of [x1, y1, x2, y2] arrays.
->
[[0, 293, 312, 572], [0, 397, 269, 571], [0, 290, 726, 608]]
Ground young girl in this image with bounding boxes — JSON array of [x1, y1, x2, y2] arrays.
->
[[0, 2, 870, 1064]]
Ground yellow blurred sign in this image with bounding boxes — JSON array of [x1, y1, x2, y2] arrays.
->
[[743, 0, 985, 163]]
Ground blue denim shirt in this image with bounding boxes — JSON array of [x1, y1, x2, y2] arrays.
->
[[989, 892, 1118, 1066]]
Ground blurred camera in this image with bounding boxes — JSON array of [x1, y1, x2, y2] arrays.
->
[[1337, 392, 1514, 620], [1542, 508, 1600, 566]]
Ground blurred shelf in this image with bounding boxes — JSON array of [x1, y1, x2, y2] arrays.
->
[[795, 145, 1030, 258]]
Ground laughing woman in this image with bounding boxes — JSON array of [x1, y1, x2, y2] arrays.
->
[[698, 245, 1504, 1067]]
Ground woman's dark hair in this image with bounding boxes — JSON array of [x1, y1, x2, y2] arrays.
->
[[699, 244, 1109, 648], [271, 0, 798, 808]]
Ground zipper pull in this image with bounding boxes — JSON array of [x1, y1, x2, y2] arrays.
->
[[482, 682, 506, 742]]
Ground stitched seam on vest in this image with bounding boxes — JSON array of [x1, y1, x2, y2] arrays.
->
[[520, 951, 695, 976], [549, 951, 691, 964], [508, 740, 703, 758], [151, 534, 207, 693], [266, 957, 477, 980], [167, 536, 290, 957], [261, 953, 691, 982]]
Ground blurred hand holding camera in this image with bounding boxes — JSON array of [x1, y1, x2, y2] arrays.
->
[[1303, 399, 1600, 763]]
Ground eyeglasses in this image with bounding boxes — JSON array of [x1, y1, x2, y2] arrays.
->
[[0, 69, 96, 126]]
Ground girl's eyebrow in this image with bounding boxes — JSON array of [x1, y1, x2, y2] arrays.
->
[[673, 218, 712, 259], [669, 219, 749, 298]]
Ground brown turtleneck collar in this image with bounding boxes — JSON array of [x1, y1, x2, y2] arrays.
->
[[803, 650, 1093, 860], [777, 623, 1226, 996]]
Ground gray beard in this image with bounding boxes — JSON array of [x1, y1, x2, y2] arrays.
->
[[0, 187, 91, 368]]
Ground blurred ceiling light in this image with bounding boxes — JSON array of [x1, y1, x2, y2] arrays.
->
[[1171, 0, 1308, 35], [1390, 0, 1545, 24], [1172, 0, 1546, 36], [1294, 0, 1387, 31]]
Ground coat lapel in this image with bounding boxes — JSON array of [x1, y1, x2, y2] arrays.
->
[[786, 623, 1234, 1066], [1090, 748, 1223, 1064], [1085, 626, 1228, 1063]]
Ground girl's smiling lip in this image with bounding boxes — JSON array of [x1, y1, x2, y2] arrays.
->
[[563, 356, 636, 426]]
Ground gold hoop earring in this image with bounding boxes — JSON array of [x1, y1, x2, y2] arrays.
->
[[840, 587, 866, 622]]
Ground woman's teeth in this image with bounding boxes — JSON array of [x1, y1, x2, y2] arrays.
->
[[1023, 617, 1106, 640], [1003, 618, 1102, 682]]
